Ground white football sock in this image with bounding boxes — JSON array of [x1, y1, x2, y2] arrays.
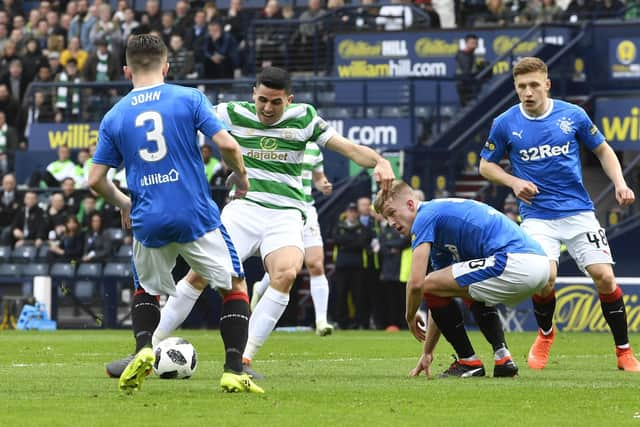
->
[[310, 275, 329, 326], [152, 279, 202, 347], [494, 347, 511, 360], [243, 286, 289, 361], [253, 272, 270, 300]]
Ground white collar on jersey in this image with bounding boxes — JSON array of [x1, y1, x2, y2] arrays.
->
[[519, 98, 553, 120], [131, 82, 165, 92]]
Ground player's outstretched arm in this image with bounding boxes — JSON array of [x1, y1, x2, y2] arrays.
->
[[592, 142, 636, 206], [406, 243, 431, 342], [312, 170, 332, 196], [88, 163, 132, 229], [479, 158, 539, 205], [211, 130, 249, 197], [325, 134, 395, 192], [409, 311, 440, 379]]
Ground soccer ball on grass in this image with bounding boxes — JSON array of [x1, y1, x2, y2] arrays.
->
[[153, 337, 198, 379]]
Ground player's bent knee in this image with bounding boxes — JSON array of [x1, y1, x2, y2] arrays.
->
[[306, 260, 324, 276], [185, 270, 208, 290], [423, 292, 451, 308], [271, 268, 298, 291], [230, 277, 248, 293]]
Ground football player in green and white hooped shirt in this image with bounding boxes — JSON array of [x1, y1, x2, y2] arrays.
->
[[251, 142, 335, 336], [152, 67, 395, 375]]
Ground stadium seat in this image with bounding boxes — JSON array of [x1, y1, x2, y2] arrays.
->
[[77, 263, 103, 279], [0, 263, 22, 277], [103, 262, 131, 278], [74, 280, 96, 300], [116, 244, 133, 261], [11, 245, 38, 263], [295, 91, 314, 104], [0, 245, 11, 262], [22, 263, 49, 277], [103, 228, 125, 246], [36, 245, 50, 260], [50, 262, 76, 279]]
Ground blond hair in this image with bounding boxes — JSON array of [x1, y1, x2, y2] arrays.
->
[[373, 179, 414, 215], [513, 57, 547, 79]]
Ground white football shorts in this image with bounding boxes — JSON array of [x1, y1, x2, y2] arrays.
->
[[221, 199, 304, 261], [132, 226, 243, 296], [520, 211, 614, 272], [303, 205, 324, 249], [451, 252, 550, 306]]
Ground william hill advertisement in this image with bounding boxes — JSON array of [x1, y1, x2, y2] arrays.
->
[[609, 38, 640, 79], [334, 28, 570, 80], [594, 97, 640, 150], [29, 122, 99, 151], [498, 278, 640, 332]]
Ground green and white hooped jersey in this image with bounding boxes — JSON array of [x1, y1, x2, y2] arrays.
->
[[216, 102, 336, 214], [302, 142, 324, 207]]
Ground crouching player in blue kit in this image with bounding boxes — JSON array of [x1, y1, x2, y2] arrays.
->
[[480, 56, 640, 372], [89, 34, 263, 393], [374, 181, 551, 377]]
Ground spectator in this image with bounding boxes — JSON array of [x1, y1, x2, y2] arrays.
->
[[224, 0, 252, 49], [0, 110, 19, 174], [28, 145, 78, 188], [10, 191, 47, 248], [119, 7, 140, 41], [24, 8, 41, 37], [159, 11, 176, 46], [593, 0, 625, 18], [174, 0, 193, 36], [378, 217, 411, 330], [204, 2, 222, 22], [89, 3, 124, 59], [22, 90, 55, 141], [200, 21, 238, 79], [0, 173, 21, 242], [415, 0, 441, 28], [112, 0, 129, 23], [1, 58, 29, 103], [520, 0, 563, 24], [376, 0, 414, 31], [167, 33, 195, 80], [357, 196, 382, 329], [68, 0, 97, 50], [625, 0, 640, 19], [201, 143, 220, 183], [210, 159, 232, 208], [474, 0, 513, 27], [0, 83, 21, 128], [455, 33, 485, 106], [46, 10, 68, 46], [352, 0, 379, 31], [84, 37, 121, 82], [81, 211, 112, 262], [74, 148, 90, 188], [46, 215, 84, 262], [55, 58, 83, 122], [144, 0, 163, 32], [184, 10, 208, 56], [33, 18, 50, 51], [77, 193, 98, 229], [0, 23, 8, 54], [46, 192, 70, 239], [47, 50, 63, 77], [332, 202, 372, 329], [1, 41, 21, 72], [20, 38, 46, 83], [326, 0, 355, 31], [60, 36, 88, 71], [61, 176, 80, 214], [298, 0, 326, 46]]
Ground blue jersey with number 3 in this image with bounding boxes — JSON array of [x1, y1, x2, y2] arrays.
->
[[480, 99, 605, 220], [93, 83, 225, 247], [411, 199, 545, 270]]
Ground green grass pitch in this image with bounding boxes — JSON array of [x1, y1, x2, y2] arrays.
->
[[2, 330, 640, 426]]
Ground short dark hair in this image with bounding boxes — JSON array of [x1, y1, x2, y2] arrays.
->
[[464, 33, 478, 41], [125, 34, 168, 73], [256, 67, 292, 94]]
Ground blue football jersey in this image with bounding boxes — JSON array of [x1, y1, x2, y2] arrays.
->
[[93, 83, 226, 247], [480, 99, 604, 220], [410, 199, 545, 270]]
